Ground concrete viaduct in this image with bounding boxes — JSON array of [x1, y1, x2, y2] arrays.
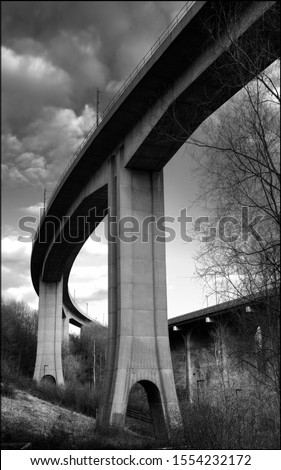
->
[[31, 1, 279, 435], [168, 292, 279, 403]]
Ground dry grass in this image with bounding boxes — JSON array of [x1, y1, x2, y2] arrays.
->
[[1, 388, 158, 449], [1, 388, 96, 448]]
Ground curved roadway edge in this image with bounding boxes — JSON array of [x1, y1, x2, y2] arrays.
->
[[63, 255, 98, 328], [62, 233, 107, 329], [168, 290, 278, 328], [31, 0, 206, 299], [31, 1, 280, 324]]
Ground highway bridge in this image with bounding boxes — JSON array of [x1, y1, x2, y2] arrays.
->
[[168, 290, 280, 403], [31, 1, 279, 436]]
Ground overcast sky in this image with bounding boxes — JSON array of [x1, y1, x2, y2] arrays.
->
[[1, 1, 213, 325]]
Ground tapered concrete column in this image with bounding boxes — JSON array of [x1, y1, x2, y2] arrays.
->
[[33, 278, 64, 385], [98, 150, 181, 436]]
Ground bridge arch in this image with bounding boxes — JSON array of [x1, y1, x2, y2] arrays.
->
[[139, 380, 167, 438], [126, 380, 168, 438], [41, 374, 56, 385]]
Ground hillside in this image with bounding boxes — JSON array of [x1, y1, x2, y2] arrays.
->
[[1, 387, 155, 450], [1, 388, 96, 449]]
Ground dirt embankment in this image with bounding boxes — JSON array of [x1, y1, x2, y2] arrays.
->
[[1, 389, 96, 448]]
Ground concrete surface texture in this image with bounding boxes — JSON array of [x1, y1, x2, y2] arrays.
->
[[33, 279, 64, 385], [98, 151, 181, 435]]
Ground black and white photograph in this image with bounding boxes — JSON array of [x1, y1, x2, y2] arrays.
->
[[1, 0, 280, 463]]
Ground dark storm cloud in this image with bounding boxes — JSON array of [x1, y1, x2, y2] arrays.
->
[[2, 1, 185, 114], [2, 2, 184, 52], [1, 1, 185, 188], [2, 45, 72, 133], [2, 105, 95, 188]]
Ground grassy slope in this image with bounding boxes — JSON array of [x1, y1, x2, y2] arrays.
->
[[1, 388, 157, 450]]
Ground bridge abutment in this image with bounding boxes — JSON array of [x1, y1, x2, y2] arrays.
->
[[98, 151, 181, 436], [33, 278, 64, 385]]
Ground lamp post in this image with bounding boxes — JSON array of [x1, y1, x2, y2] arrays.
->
[[96, 89, 100, 126]]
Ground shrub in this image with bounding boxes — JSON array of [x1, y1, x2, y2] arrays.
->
[[1, 382, 16, 398], [127, 382, 150, 414], [1, 357, 35, 391], [176, 387, 280, 449], [61, 381, 99, 416], [33, 379, 100, 417], [1, 298, 38, 376]]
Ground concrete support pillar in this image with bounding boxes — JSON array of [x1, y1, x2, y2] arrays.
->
[[33, 278, 64, 385], [98, 150, 181, 436], [182, 331, 192, 403], [216, 324, 230, 389]]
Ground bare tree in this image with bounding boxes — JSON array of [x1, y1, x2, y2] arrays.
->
[[189, 8, 280, 393], [79, 322, 107, 387], [1, 298, 38, 376], [159, 3, 280, 393], [157, 1, 280, 302], [193, 69, 280, 302]]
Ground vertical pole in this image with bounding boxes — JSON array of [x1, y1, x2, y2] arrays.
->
[[96, 89, 100, 127], [93, 339, 96, 388], [43, 188, 46, 212], [183, 331, 192, 403], [184, 334, 189, 402]]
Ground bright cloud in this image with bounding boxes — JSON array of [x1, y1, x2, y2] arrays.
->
[[70, 265, 107, 282], [2, 104, 96, 188], [2, 46, 72, 132], [19, 202, 44, 217], [1, 235, 38, 310], [2, 46, 67, 81], [1, 235, 31, 272]]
